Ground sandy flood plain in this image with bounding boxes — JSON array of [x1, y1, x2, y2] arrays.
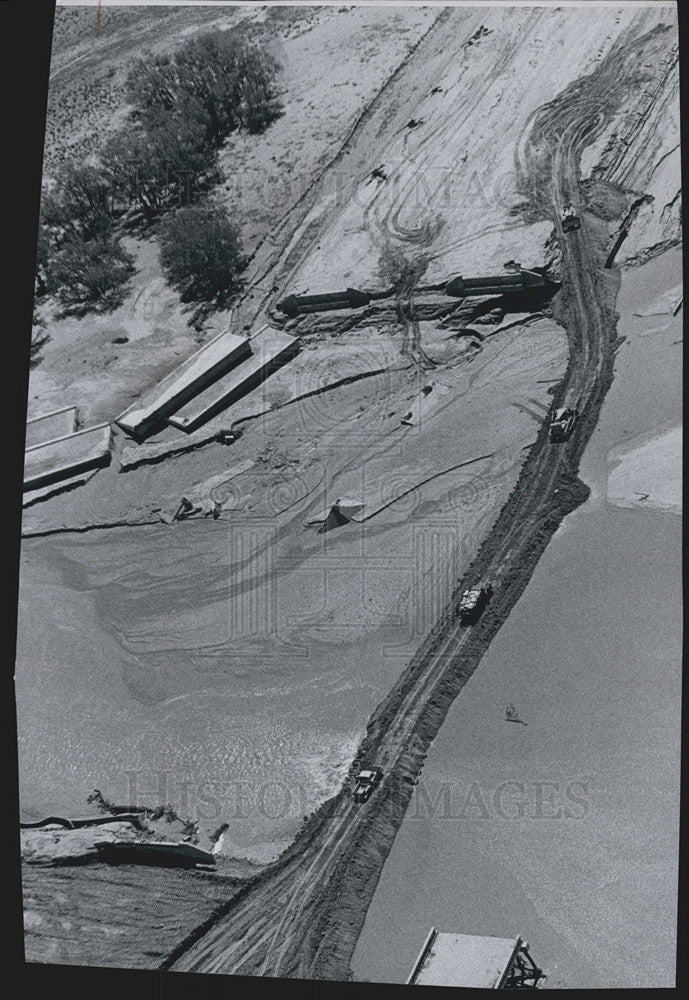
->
[[17, 309, 567, 861]]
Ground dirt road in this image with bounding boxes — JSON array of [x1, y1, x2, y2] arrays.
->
[[160, 21, 671, 983]]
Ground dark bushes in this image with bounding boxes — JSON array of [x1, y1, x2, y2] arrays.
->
[[41, 163, 114, 241], [37, 28, 282, 319], [44, 232, 135, 316], [127, 32, 282, 148], [158, 199, 246, 315], [104, 115, 218, 219], [30, 307, 50, 369]]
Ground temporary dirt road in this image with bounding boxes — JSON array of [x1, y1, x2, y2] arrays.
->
[[162, 21, 665, 984]]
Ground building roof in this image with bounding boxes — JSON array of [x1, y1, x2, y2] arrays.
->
[[407, 929, 522, 989]]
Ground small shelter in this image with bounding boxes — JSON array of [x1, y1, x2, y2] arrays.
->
[[406, 928, 544, 989], [307, 497, 366, 534]]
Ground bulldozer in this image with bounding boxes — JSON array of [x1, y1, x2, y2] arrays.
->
[[458, 584, 493, 625], [549, 407, 579, 442], [560, 203, 581, 233]]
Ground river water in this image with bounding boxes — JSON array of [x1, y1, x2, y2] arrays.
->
[[352, 246, 682, 989], [16, 314, 567, 860]]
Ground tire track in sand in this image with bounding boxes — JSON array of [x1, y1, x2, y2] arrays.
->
[[164, 16, 677, 982]]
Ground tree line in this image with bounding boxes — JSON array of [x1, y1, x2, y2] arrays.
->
[[34, 29, 282, 353]]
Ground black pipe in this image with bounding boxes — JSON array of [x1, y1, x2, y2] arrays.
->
[[278, 287, 371, 317], [445, 269, 547, 298]]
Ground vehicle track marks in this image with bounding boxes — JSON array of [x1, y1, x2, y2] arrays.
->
[[166, 18, 677, 982]]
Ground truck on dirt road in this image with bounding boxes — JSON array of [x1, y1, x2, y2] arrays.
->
[[560, 203, 581, 232], [353, 767, 383, 803], [549, 406, 579, 442], [458, 584, 493, 625]]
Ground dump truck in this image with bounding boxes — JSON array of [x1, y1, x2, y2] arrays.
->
[[353, 767, 383, 803], [560, 203, 581, 232], [549, 406, 579, 442], [458, 584, 493, 625]]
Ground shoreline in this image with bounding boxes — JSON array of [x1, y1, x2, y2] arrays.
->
[[351, 243, 682, 988]]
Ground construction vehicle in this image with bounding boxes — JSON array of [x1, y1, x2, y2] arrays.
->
[[367, 164, 387, 183], [216, 429, 238, 445], [458, 584, 493, 625], [353, 767, 383, 803], [560, 203, 581, 233], [549, 406, 579, 442], [173, 496, 200, 521]]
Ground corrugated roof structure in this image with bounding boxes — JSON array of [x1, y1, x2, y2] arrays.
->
[[115, 328, 251, 440], [25, 405, 78, 449], [167, 327, 298, 433], [23, 423, 112, 491], [407, 928, 543, 989]]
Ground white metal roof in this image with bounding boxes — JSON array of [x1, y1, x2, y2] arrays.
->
[[408, 930, 521, 988]]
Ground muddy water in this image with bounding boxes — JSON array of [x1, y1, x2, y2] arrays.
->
[[15, 516, 408, 855], [351, 246, 682, 989], [16, 316, 567, 860]]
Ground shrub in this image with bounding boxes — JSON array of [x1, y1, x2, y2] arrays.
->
[[36, 29, 283, 320], [125, 52, 179, 129], [127, 31, 282, 150], [45, 232, 136, 315], [30, 307, 49, 369], [235, 44, 284, 134], [41, 162, 114, 242], [105, 116, 218, 218], [35, 223, 51, 297], [158, 200, 245, 309]]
